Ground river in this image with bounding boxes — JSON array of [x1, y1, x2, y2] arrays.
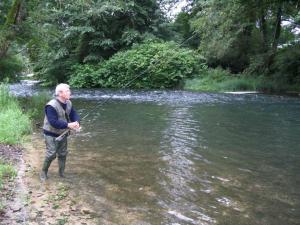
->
[[9, 82, 300, 225]]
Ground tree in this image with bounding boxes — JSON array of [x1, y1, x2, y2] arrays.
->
[[28, 0, 169, 85], [187, 0, 300, 73], [0, 0, 26, 59]]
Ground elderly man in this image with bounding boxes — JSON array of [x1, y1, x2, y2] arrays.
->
[[40, 83, 80, 181]]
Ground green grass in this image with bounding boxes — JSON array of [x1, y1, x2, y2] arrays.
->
[[184, 68, 300, 93], [0, 84, 31, 144], [0, 161, 16, 188], [0, 84, 31, 213], [184, 68, 256, 92]]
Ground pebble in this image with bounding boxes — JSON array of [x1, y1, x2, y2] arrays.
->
[[81, 208, 92, 214]]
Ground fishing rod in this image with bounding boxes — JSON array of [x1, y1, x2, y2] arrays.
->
[[55, 32, 199, 141]]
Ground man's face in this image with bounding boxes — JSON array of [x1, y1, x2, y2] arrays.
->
[[58, 87, 71, 101]]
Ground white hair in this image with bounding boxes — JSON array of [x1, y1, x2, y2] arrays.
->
[[55, 83, 70, 96]]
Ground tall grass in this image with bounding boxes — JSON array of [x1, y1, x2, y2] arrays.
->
[[184, 68, 257, 92], [184, 67, 297, 92], [0, 84, 31, 144]]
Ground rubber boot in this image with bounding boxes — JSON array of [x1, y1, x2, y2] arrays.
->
[[58, 157, 66, 178], [40, 159, 51, 181]]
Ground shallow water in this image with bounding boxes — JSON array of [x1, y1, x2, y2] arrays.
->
[[10, 83, 300, 224]]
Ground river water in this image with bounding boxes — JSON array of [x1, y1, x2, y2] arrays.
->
[[9, 82, 300, 225]]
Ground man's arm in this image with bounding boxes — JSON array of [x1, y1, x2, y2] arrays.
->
[[69, 107, 80, 123], [45, 106, 68, 129]]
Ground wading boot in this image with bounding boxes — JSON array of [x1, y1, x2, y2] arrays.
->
[[58, 157, 66, 178], [40, 160, 51, 181]]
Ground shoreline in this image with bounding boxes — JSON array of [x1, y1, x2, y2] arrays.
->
[[0, 144, 27, 224], [0, 140, 97, 225]]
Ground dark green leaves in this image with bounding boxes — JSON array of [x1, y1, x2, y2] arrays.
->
[[69, 41, 205, 89]]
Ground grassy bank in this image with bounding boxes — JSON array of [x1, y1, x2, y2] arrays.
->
[[0, 85, 31, 144], [184, 68, 300, 93], [0, 84, 32, 212]]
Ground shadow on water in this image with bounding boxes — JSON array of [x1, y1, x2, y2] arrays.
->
[[9, 82, 300, 225]]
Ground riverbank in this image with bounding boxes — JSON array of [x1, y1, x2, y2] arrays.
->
[[0, 144, 26, 224], [0, 84, 30, 223], [0, 85, 28, 224], [183, 68, 300, 93], [0, 142, 98, 225], [0, 145, 20, 208]]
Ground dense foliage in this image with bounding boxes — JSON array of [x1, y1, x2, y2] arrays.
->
[[181, 0, 300, 78], [0, 0, 299, 91], [27, 0, 169, 85], [69, 41, 204, 88]]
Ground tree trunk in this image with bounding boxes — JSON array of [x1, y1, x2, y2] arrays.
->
[[0, 0, 23, 59], [5, 0, 22, 25], [259, 10, 268, 52], [265, 2, 283, 71], [272, 3, 282, 51]]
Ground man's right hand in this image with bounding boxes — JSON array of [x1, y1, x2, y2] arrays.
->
[[68, 121, 80, 130]]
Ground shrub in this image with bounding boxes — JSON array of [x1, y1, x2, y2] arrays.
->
[[271, 44, 300, 85], [35, 57, 75, 87], [69, 41, 205, 89], [68, 64, 98, 88]]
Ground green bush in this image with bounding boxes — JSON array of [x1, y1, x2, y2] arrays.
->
[[271, 44, 300, 85], [0, 55, 23, 82], [35, 57, 75, 87], [69, 41, 205, 89], [68, 64, 98, 88], [0, 85, 31, 144]]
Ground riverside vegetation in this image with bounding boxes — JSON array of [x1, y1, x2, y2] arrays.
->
[[0, 1, 300, 91], [0, 85, 30, 213]]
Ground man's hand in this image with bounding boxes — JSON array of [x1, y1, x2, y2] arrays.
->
[[68, 121, 80, 130]]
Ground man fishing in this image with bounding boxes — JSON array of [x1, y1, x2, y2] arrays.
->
[[40, 83, 80, 181]]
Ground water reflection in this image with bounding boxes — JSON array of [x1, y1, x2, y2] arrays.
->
[[159, 107, 216, 224]]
